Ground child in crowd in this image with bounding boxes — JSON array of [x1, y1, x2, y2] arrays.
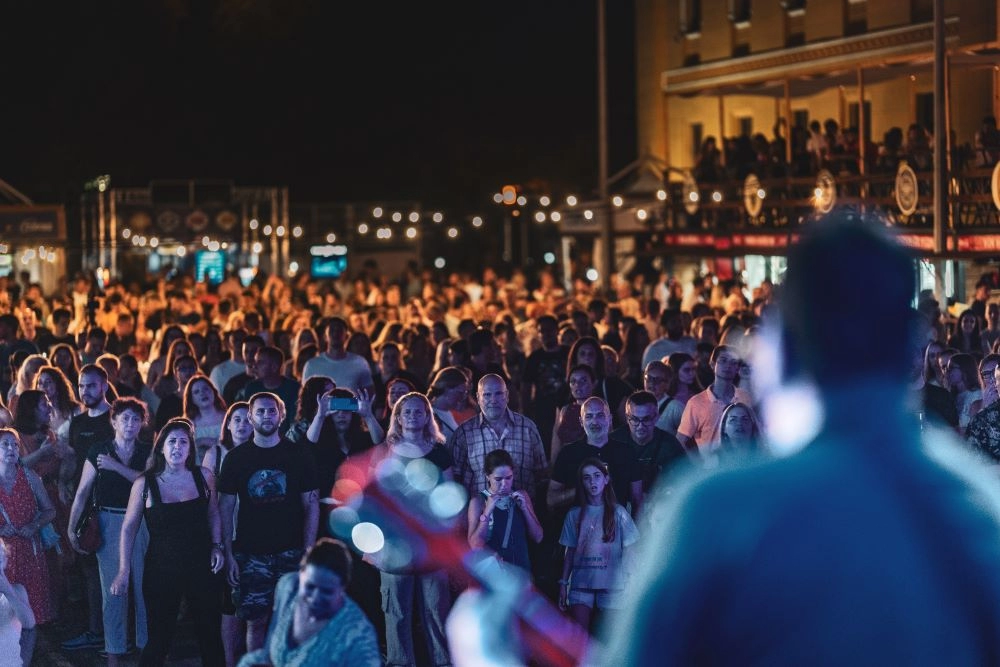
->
[[558, 457, 638, 633]]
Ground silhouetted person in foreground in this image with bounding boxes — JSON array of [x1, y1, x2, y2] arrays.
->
[[606, 217, 1000, 665]]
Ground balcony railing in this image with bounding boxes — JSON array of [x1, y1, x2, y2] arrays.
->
[[661, 164, 1000, 234]]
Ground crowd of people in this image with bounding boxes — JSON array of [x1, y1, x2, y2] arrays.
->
[[0, 251, 991, 665], [692, 115, 1000, 185]]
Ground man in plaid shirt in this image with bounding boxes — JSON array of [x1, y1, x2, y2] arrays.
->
[[449, 374, 549, 503]]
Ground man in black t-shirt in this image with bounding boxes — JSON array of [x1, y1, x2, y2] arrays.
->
[[218, 392, 319, 652], [521, 315, 568, 456], [547, 396, 642, 518], [60, 364, 115, 652], [609, 391, 688, 515]]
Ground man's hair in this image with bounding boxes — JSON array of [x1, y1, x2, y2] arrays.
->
[[782, 215, 915, 386], [626, 390, 658, 412], [468, 329, 494, 357], [79, 363, 108, 384], [536, 314, 558, 329], [248, 391, 286, 416], [710, 345, 736, 366], [242, 334, 265, 349], [256, 346, 284, 366]]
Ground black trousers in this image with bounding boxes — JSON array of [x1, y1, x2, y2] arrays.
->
[[140, 563, 224, 666]]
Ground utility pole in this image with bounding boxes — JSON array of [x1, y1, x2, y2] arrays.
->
[[597, 0, 612, 292], [932, 0, 947, 255]]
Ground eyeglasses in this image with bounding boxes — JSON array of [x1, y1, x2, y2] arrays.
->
[[643, 375, 667, 383], [626, 415, 656, 426]]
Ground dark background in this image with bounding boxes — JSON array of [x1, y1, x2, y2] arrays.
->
[[2, 0, 637, 213]]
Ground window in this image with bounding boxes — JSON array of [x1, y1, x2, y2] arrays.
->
[[692, 123, 704, 160], [680, 0, 702, 35], [912, 0, 932, 23], [729, 0, 751, 26], [785, 8, 805, 47], [846, 0, 867, 36]]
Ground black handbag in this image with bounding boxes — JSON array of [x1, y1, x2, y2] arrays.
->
[[74, 477, 102, 553]]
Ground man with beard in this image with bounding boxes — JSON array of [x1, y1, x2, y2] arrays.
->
[[547, 397, 642, 518], [218, 392, 319, 652], [60, 364, 115, 651]]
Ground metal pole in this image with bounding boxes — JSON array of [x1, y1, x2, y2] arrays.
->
[[97, 188, 106, 270], [857, 66, 866, 177], [109, 190, 117, 277], [784, 80, 792, 165], [933, 0, 946, 254], [597, 0, 612, 291], [281, 187, 290, 278], [718, 96, 726, 166], [270, 189, 280, 277], [662, 91, 671, 166]]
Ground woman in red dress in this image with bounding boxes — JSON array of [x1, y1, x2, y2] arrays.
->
[[0, 427, 56, 625]]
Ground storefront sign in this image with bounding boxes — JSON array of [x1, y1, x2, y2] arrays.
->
[[731, 233, 795, 249], [0, 205, 66, 242], [119, 206, 242, 242], [662, 233, 715, 248], [895, 234, 935, 252], [954, 235, 1000, 252]]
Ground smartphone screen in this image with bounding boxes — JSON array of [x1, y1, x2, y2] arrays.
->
[[328, 397, 360, 412]]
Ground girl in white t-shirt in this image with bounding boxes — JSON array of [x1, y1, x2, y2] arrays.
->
[[558, 458, 638, 634]]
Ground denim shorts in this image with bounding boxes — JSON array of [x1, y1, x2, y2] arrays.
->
[[232, 548, 303, 620], [567, 586, 623, 610]]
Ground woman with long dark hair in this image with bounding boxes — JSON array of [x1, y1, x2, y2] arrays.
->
[[181, 374, 228, 465], [49, 344, 81, 393], [564, 337, 631, 427], [306, 388, 381, 498], [947, 309, 984, 356], [660, 352, 704, 435], [947, 352, 982, 434], [557, 457, 638, 634], [111, 418, 224, 666]]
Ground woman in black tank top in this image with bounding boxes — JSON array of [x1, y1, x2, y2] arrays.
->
[[110, 418, 225, 666]]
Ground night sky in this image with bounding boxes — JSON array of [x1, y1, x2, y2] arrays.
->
[[2, 1, 637, 214]]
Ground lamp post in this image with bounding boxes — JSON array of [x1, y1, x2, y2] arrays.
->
[[597, 0, 613, 291]]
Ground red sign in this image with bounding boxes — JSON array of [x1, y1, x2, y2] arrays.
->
[[731, 234, 794, 249], [663, 233, 715, 247], [895, 234, 935, 252], [955, 235, 1000, 252]]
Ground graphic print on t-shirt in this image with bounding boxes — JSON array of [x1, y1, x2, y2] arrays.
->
[[248, 469, 287, 503]]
